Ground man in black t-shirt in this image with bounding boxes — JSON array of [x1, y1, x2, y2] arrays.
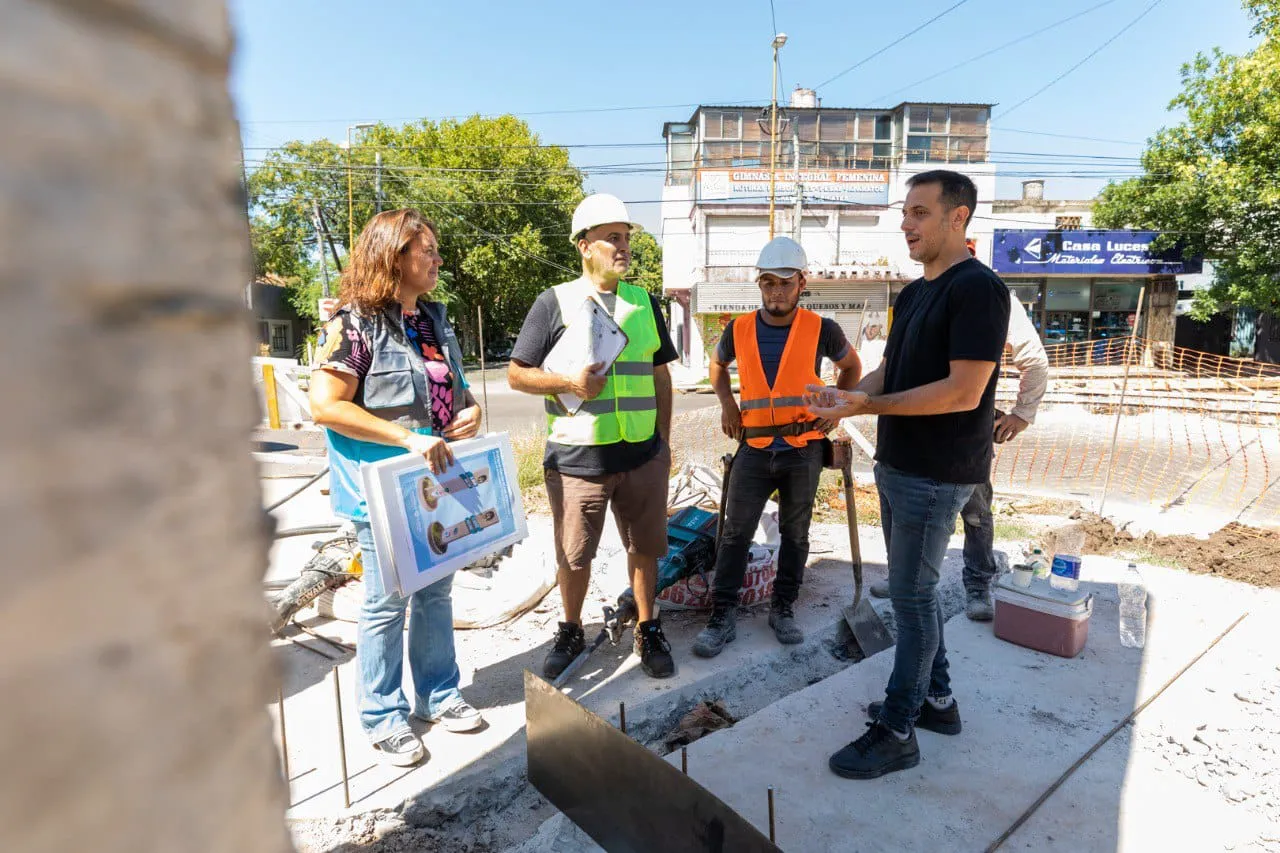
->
[[508, 194, 680, 682], [807, 171, 1010, 780]]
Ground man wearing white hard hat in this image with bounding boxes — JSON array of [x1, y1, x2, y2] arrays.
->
[[508, 194, 678, 680], [692, 236, 862, 658]]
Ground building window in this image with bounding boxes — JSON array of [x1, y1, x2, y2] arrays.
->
[[1055, 216, 1083, 229], [904, 105, 988, 164], [259, 320, 292, 357], [703, 110, 742, 140]]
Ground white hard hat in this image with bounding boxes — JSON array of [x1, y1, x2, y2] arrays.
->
[[570, 193, 642, 243], [755, 236, 808, 277]]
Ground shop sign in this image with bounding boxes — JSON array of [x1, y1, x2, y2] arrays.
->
[[992, 230, 1202, 275]]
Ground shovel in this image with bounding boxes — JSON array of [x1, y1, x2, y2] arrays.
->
[[831, 438, 894, 657]]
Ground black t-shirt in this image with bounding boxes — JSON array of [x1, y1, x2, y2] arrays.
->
[[510, 284, 679, 476], [876, 258, 1010, 484]]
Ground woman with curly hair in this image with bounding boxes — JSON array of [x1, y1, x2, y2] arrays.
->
[[310, 209, 484, 766]]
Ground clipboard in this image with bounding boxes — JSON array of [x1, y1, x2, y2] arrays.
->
[[541, 295, 629, 415]]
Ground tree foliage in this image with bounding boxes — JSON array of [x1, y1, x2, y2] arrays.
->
[[1093, 0, 1280, 317], [247, 116, 590, 351]]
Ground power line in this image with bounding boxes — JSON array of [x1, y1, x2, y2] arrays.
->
[[998, 0, 1165, 120], [816, 0, 973, 90], [991, 126, 1144, 146], [868, 0, 1125, 104]]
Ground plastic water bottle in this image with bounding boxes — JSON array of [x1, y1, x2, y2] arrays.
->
[[1049, 525, 1084, 593], [1118, 562, 1147, 649], [1028, 547, 1050, 580]]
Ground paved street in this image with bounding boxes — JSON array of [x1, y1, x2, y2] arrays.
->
[[463, 365, 721, 435]]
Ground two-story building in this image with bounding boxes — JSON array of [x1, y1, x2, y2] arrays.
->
[[660, 89, 997, 373]]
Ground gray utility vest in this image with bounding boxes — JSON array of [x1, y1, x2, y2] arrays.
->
[[349, 299, 467, 431]]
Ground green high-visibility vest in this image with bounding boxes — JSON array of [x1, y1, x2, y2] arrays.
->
[[545, 279, 660, 445]]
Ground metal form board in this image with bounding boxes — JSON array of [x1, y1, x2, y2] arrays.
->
[[525, 672, 783, 853]]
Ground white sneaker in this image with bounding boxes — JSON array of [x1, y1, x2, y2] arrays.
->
[[372, 730, 425, 766], [424, 701, 485, 733]]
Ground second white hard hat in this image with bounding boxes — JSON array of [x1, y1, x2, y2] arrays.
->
[[755, 236, 808, 277], [571, 193, 642, 243]]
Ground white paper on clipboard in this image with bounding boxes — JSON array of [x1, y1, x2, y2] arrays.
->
[[541, 296, 629, 414]]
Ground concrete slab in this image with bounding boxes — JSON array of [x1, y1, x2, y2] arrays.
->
[[264, 471, 996, 843], [515, 558, 1280, 852]]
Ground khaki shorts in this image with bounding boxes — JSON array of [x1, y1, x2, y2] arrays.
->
[[544, 445, 671, 572]]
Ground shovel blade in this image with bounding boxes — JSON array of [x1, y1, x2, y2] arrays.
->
[[843, 599, 894, 658]]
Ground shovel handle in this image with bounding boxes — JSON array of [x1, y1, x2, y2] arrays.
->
[[842, 459, 863, 609]]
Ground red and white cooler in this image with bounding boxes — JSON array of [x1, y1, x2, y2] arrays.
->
[[993, 574, 1093, 658]]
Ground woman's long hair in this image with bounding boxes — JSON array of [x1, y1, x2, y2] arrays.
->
[[338, 208, 438, 314]]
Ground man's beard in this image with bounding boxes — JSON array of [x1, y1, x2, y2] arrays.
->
[[764, 300, 797, 318]]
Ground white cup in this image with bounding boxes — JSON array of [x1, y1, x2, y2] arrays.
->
[[1011, 566, 1033, 588]]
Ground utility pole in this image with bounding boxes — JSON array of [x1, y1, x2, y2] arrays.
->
[[374, 151, 383, 213], [792, 122, 802, 241], [311, 202, 331, 299], [767, 33, 787, 240]]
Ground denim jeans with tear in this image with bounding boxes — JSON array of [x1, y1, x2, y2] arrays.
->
[[960, 479, 997, 596], [874, 463, 975, 734], [354, 522, 463, 742]]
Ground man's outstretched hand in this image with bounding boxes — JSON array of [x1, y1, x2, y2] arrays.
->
[[805, 384, 872, 419]]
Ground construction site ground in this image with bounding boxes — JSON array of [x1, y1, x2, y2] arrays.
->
[[262, 467, 1280, 852]]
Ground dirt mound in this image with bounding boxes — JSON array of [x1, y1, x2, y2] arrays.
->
[[1072, 514, 1280, 589]]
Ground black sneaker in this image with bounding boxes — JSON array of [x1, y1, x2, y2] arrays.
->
[[829, 722, 920, 780], [634, 619, 675, 679], [866, 698, 962, 736], [542, 622, 585, 680]]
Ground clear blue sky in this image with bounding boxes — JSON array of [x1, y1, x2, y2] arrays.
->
[[230, 0, 1257, 234]]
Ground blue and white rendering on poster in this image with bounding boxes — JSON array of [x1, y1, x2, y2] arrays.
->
[[361, 433, 528, 597], [396, 445, 519, 573]]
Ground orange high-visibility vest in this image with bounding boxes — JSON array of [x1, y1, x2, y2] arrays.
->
[[733, 308, 825, 450]]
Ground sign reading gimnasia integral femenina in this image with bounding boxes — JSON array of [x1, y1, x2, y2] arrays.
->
[[991, 230, 1203, 276], [698, 168, 890, 206]]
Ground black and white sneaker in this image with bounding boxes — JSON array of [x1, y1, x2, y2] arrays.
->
[[829, 722, 919, 780], [867, 698, 962, 736], [542, 621, 585, 680], [372, 730, 425, 767], [634, 619, 675, 679]]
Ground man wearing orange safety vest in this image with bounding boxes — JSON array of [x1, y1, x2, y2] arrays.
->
[[692, 236, 863, 657]]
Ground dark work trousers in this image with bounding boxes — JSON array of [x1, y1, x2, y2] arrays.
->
[[711, 441, 824, 612]]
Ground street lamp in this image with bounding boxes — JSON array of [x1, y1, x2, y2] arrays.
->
[[767, 33, 787, 239], [346, 122, 375, 249]]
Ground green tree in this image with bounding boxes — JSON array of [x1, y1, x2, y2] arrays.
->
[[627, 229, 664, 298], [247, 116, 585, 351], [1093, 0, 1280, 317]]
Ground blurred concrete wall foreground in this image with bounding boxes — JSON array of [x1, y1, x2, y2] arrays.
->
[[0, 2, 290, 851]]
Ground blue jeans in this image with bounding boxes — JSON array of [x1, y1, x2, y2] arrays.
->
[[961, 479, 997, 596], [874, 463, 975, 734], [354, 522, 463, 741], [712, 443, 824, 611]]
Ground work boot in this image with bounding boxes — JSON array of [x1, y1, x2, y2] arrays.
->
[[829, 722, 920, 780], [542, 621, 585, 680], [634, 619, 675, 679], [965, 589, 994, 622], [869, 580, 890, 599], [866, 697, 962, 736], [691, 608, 737, 658], [767, 600, 804, 645]]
